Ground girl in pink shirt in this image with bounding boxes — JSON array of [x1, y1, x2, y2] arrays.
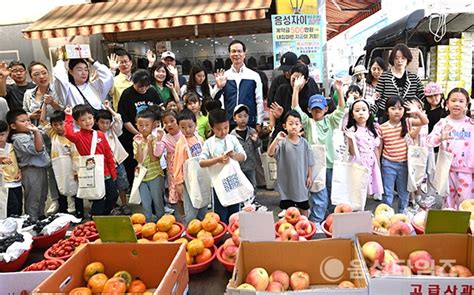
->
[[426, 88, 473, 209]]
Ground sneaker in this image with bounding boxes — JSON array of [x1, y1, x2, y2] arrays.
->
[[277, 209, 287, 218], [46, 201, 59, 215], [67, 197, 76, 213], [373, 194, 383, 201], [164, 206, 175, 215]]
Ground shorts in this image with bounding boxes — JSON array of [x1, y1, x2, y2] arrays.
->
[[279, 200, 310, 210], [116, 163, 130, 190]]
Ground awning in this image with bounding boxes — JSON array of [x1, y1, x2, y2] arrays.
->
[[22, 0, 272, 40]]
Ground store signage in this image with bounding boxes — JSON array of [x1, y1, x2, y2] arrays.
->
[[272, 14, 324, 83]]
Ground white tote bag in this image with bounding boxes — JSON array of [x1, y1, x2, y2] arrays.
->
[[407, 145, 429, 193], [129, 145, 148, 205], [184, 147, 212, 208], [432, 149, 454, 196], [332, 119, 348, 162], [260, 152, 277, 190], [52, 156, 78, 197], [0, 144, 10, 218], [77, 131, 105, 200], [310, 144, 326, 193]]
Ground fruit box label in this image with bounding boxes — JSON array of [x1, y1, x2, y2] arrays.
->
[[369, 278, 474, 295]]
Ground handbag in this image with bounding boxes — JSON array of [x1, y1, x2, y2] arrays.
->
[[310, 144, 326, 193], [407, 145, 429, 193], [77, 131, 105, 200], [432, 149, 454, 196], [207, 137, 254, 207], [183, 143, 212, 209], [52, 156, 78, 197], [129, 144, 149, 204], [260, 152, 277, 190]]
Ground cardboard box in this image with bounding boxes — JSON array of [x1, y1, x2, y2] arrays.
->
[[227, 240, 368, 294], [356, 234, 474, 295], [62, 44, 91, 59], [33, 243, 188, 294], [0, 271, 53, 295]]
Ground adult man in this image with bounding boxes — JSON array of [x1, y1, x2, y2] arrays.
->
[[108, 49, 134, 111], [0, 61, 35, 110], [212, 40, 263, 133]]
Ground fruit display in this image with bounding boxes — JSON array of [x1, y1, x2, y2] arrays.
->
[[274, 207, 316, 240], [23, 259, 64, 271], [321, 203, 353, 237], [185, 213, 227, 244], [0, 232, 25, 253], [132, 214, 185, 242], [237, 267, 314, 291], [216, 237, 239, 272], [361, 241, 473, 277], [0, 245, 32, 272], [371, 204, 412, 236], [44, 236, 89, 260], [72, 221, 99, 241], [30, 214, 60, 235]]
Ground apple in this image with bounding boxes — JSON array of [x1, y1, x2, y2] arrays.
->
[[408, 250, 434, 274], [275, 237, 283, 241], [390, 213, 409, 224], [383, 249, 399, 265], [298, 215, 309, 222], [459, 199, 474, 219], [266, 281, 284, 292], [412, 211, 427, 229], [338, 281, 355, 288], [325, 213, 334, 228], [222, 245, 239, 263], [229, 222, 239, 233], [237, 283, 256, 290], [274, 218, 285, 230], [433, 265, 448, 277], [362, 241, 385, 268], [369, 266, 382, 277], [229, 212, 240, 226], [388, 220, 411, 236], [382, 262, 404, 276], [232, 229, 240, 246], [278, 222, 294, 235], [281, 228, 299, 241], [399, 265, 412, 276], [246, 267, 269, 291], [298, 236, 307, 241], [295, 220, 312, 236], [270, 270, 290, 290], [335, 203, 352, 213], [289, 271, 310, 290], [222, 238, 235, 250], [448, 265, 473, 277], [374, 204, 395, 219], [372, 215, 391, 234], [284, 207, 301, 225]]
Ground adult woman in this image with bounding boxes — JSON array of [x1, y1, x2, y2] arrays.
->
[[53, 50, 113, 110], [180, 64, 212, 100], [363, 57, 387, 114], [150, 62, 180, 104], [23, 61, 64, 125], [375, 43, 424, 123]]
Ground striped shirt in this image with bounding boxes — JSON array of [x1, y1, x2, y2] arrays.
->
[[133, 138, 164, 182], [375, 70, 424, 122], [379, 120, 409, 162]]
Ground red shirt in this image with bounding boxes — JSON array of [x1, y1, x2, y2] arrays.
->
[[64, 114, 117, 179]]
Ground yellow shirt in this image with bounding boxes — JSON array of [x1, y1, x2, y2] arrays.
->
[[1, 143, 21, 185], [110, 72, 133, 111], [133, 138, 164, 182]]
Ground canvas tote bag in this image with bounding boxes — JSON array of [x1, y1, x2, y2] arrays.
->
[[129, 144, 148, 204], [77, 131, 105, 200], [183, 143, 212, 209]]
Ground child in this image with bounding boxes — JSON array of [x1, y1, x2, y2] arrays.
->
[[0, 120, 22, 217], [184, 92, 211, 139], [173, 109, 207, 224], [345, 84, 363, 108], [199, 109, 246, 223], [378, 96, 428, 213], [426, 87, 473, 209], [154, 110, 184, 220], [230, 104, 261, 188], [64, 104, 118, 216], [268, 110, 313, 217], [345, 99, 383, 199], [96, 101, 129, 207], [40, 107, 84, 218], [7, 109, 50, 220], [291, 77, 345, 223], [165, 99, 181, 113], [134, 110, 165, 222], [424, 82, 447, 137]]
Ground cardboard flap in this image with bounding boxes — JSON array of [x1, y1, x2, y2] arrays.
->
[[239, 211, 275, 242], [93, 216, 137, 242], [332, 211, 372, 239], [425, 210, 470, 234]]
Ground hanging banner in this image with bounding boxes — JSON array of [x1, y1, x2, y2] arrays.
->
[[272, 14, 323, 83]]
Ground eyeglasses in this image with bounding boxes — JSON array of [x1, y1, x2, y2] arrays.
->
[[11, 69, 26, 74]]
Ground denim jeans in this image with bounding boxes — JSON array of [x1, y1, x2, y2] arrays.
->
[[90, 178, 118, 216], [213, 189, 239, 224], [183, 187, 208, 225], [325, 168, 334, 214], [381, 158, 409, 212], [139, 176, 165, 222], [309, 168, 333, 223], [243, 169, 257, 189]]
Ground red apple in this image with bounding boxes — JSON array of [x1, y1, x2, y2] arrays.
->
[[229, 222, 239, 233], [335, 203, 352, 213], [274, 218, 285, 230], [408, 250, 434, 274], [232, 229, 240, 247], [325, 213, 334, 228], [229, 212, 239, 226], [383, 249, 399, 265], [362, 241, 385, 268], [382, 262, 403, 276], [246, 267, 269, 291], [278, 222, 294, 235], [298, 215, 309, 222], [222, 238, 236, 250], [285, 207, 301, 225], [338, 281, 355, 288], [222, 245, 239, 263], [369, 266, 382, 277], [448, 265, 473, 277], [269, 270, 290, 290], [266, 281, 284, 292], [295, 220, 312, 236], [289, 271, 310, 290], [388, 220, 411, 236], [281, 228, 299, 241]]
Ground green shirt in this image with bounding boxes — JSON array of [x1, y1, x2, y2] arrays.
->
[[293, 105, 344, 168], [197, 115, 210, 139], [152, 85, 171, 103], [133, 139, 164, 182]]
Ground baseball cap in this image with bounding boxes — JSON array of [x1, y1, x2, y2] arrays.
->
[[233, 104, 249, 116], [308, 94, 327, 110], [161, 51, 176, 60], [424, 82, 442, 96], [278, 52, 298, 72]]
